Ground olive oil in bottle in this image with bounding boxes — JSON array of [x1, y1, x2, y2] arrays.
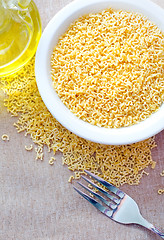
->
[[0, 0, 42, 77]]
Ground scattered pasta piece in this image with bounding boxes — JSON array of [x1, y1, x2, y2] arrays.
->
[[35, 146, 43, 153], [0, 57, 157, 186], [35, 153, 44, 161], [158, 189, 164, 195], [1, 134, 9, 141], [160, 170, 164, 177], [25, 144, 33, 151], [51, 9, 164, 129], [151, 161, 156, 169], [35, 146, 44, 160], [68, 175, 74, 183], [142, 170, 149, 176], [49, 157, 56, 165]]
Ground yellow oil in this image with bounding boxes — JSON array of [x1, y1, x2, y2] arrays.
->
[[0, 0, 42, 77]]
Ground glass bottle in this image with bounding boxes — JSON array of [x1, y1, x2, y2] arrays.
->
[[0, 0, 42, 77]]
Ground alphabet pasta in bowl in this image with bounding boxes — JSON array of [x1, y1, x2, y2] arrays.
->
[[35, 0, 164, 145]]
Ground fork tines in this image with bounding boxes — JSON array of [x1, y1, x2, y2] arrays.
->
[[74, 171, 164, 238], [73, 170, 125, 218]]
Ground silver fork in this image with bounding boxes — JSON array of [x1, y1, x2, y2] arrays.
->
[[73, 170, 164, 239]]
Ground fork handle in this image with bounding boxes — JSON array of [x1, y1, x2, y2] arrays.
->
[[149, 226, 164, 239], [138, 216, 164, 239]]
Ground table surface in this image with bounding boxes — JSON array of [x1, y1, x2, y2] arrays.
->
[[0, 0, 164, 240]]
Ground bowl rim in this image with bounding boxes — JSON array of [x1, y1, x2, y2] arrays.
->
[[35, 0, 164, 145]]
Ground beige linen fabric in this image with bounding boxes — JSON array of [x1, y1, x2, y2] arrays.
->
[[0, 1, 164, 239]]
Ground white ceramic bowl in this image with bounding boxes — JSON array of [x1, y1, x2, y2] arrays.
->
[[35, 0, 164, 145]]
